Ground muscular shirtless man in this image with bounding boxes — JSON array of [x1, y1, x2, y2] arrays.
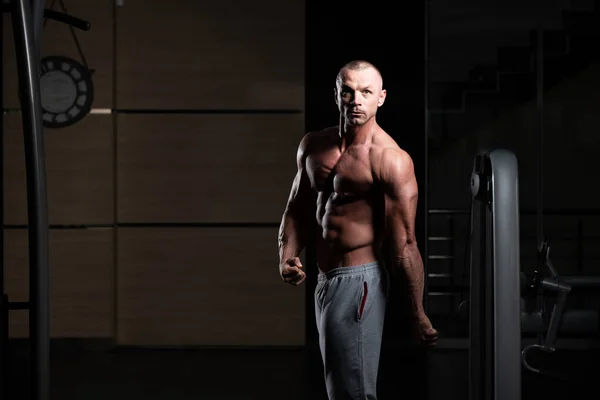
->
[[278, 60, 438, 399]]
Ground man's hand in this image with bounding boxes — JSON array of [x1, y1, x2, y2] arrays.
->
[[280, 257, 306, 286], [413, 313, 438, 348]]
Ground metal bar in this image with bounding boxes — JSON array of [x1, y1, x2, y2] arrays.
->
[[490, 150, 522, 400], [423, 0, 430, 315], [13, 1, 50, 400], [0, 0, 4, 300], [43, 9, 90, 30], [536, 24, 545, 249], [0, 8, 5, 400], [428, 273, 454, 278], [469, 150, 522, 400], [428, 292, 461, 296], [560, 276, 600, 287], [31, 0, 43, 62], [429, 208, 600, 216], [577, 219, 584, 274], [468, 165, 488, 400], [428, 255, 454, 259], [484, 187, 494, 400], [449, 216, 455, 314], [544, 290, 569, 350]]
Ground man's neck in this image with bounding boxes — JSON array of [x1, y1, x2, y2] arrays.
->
[[339, 118, 376, 151]]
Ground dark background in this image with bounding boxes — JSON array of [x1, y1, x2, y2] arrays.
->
[[1, 0, 599, 399]]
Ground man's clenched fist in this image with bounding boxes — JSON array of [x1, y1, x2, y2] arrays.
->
[[280, 257, 306, 286]]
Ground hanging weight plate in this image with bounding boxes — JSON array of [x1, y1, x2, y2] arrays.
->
[[39, 55, 94, 128]]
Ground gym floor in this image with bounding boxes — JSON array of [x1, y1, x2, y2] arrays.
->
[[5, 340, 597, 399]]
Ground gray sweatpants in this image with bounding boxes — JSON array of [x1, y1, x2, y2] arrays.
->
[[314, 261, 389, 400]]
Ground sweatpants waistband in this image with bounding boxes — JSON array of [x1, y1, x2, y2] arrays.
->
[[317, 261, 382, 282]]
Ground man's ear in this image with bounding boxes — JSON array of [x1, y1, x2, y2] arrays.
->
[[334, 87, 340, 107], [378, 89, 387, 107]]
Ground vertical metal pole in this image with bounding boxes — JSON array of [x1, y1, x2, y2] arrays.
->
[[536, 24, 544, 246], [484, 201, 493, 400], [0, 4, 5, 397], [470, 150, 522, 400], [30, 0, 44, 60], [468, 195, 488, 400], [12, 1, 50, 400], [0, 0, 4, 300], [577, 220, 583, 274], [535, 23, 545, 347], [469, 152, 492, 400], [490, 149, 522, 400], [423, 0, 430, 314]]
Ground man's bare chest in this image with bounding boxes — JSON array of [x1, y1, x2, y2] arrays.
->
[[306, 148, 374, 195]]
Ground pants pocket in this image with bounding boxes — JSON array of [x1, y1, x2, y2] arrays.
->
[[357, 281, 368, 321]]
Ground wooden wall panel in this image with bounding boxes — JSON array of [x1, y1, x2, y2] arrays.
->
[[115, 0, 304, 110], [3, 115, 114, 225], [5, 228, 114, 338], [2, 0, 114, 109], [117, 227, 305, 346], [117, 114, 302, 223]]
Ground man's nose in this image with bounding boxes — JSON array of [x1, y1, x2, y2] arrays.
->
[[351, 91, 363, 105]]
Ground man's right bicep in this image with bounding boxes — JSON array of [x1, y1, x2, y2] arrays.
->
[[287, 166, 313, 212], [289, 135, 314, 206]]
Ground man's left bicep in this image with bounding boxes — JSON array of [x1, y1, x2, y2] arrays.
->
[[380, 149, 419, 239], [395, 184, 418, 240]]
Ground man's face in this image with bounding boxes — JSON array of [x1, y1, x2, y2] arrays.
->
[[335, 67, 386, 127]]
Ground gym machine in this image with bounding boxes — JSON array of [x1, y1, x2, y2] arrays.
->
[[0, 1, 90, 399], [520, 240, 600, 375], [468, 149, 600, 400], [469, 149, 522, 400]]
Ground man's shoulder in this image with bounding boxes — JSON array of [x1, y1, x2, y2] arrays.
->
[[371, 131, 410, 163], [370, 132, 414, 179], [299, 126, 338, 151], [305, 125, 338, 141]]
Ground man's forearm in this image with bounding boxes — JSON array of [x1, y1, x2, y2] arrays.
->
[[278, 212, 305, 264], [394, 243, 425, 317]]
